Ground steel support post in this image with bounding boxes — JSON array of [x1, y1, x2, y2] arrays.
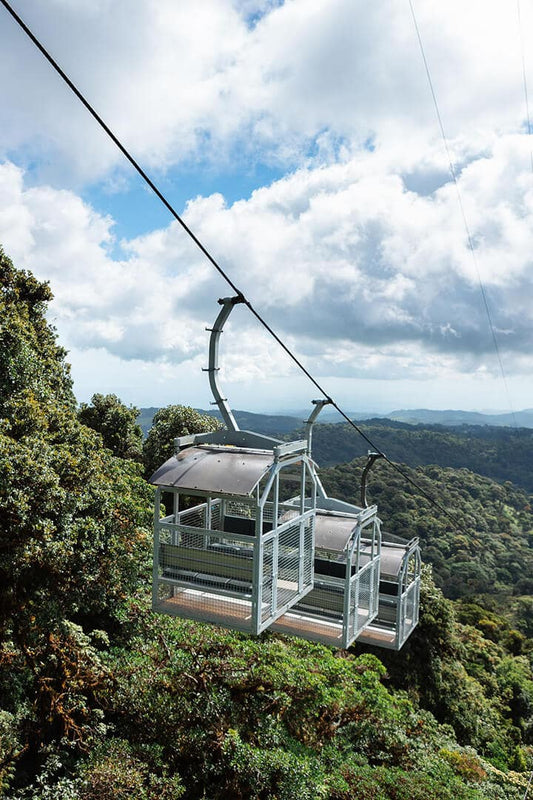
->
[[152, 487, 161, 608]]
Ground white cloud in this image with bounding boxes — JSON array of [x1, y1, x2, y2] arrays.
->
[[2, 129, 533, 400], [1, 0, 532, 184], [1, 0, 533, 410]]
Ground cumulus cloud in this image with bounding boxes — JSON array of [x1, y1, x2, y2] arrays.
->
[[1, 131, 533, 394], [1, 0, 531, 184], [1, 0, 533, 409]]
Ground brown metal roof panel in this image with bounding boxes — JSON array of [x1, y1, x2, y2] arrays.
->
[[149, 446, 273, 495]]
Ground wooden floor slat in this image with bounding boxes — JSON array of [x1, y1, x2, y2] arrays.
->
[[272, 611, 344, 643], [156, 589, 255, 630]]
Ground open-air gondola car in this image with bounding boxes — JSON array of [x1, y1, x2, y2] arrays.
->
[[150, 296, 421, 650]]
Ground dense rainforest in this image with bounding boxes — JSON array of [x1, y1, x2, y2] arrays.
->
[[302, 420, 533, 493], [0, 248, 532, 799], [139, 410, 533, 492]]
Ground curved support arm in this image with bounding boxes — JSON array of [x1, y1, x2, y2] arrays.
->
[[304, 399, 332, 500], [360, 451, 385, 508], [205, 295, 244, 432], [305, 398, 332, 455]]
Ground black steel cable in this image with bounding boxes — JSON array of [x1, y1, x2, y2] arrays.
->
[[0, 0, 463, 530]]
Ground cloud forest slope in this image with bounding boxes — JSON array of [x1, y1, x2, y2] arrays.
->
[[306, 420, 533, 493]]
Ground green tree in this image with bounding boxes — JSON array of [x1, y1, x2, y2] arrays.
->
[[0, 248, 74, 417], [0, 250, 152, 786], [142, 404, 221, 478], [78, 393, 143, 461]]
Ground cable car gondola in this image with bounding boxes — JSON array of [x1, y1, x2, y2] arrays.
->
[[150, 297, 420, 649]]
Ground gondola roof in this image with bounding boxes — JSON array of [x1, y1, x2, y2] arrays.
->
[[149, 445, 273, 496]]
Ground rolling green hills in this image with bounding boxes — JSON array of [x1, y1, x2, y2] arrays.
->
[[305, 420, 533, 493]]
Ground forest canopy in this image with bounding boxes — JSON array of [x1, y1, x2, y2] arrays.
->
[[0, 248, 531, 799]]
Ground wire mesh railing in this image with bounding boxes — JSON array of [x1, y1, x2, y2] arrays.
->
[[154, 497, 315, 633]]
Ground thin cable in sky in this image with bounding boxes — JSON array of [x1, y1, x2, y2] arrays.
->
[[0, 0, 465, 531], [516, 0, 533, 173], [408, 0, 519, 430]]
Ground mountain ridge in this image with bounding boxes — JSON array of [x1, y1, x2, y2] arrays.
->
[[137, 406, 533, 435]]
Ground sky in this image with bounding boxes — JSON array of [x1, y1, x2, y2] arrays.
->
[[1, 0, 533, 415]]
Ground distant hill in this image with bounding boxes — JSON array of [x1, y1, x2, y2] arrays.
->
[[277, 407, 533, 428], [384, 408, 533, 427], [305, 420, 533, 492], [138, 405, 533, 436], [137, 406, 160, 436], [196, 408, 304, 435], [137, 407, 303, 437], [138, 406, 533, 490]]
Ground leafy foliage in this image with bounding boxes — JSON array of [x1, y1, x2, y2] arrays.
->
[[78, 394, 143, 461], [142, 404, 221, 478], [0, 251, 152, 788], [0, 249, 74, 417], [306, 420, 533, 492], [357, 568, 533, 770], [95, 600, 523, 800]]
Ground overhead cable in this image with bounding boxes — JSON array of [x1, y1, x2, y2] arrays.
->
[[408, 0, 519, 430], [0, 0, 464, 531], [517, 0, 533, 173]]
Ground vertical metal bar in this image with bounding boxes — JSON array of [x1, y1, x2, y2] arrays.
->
[[396, 559, 405, 648], [353, 527, 361, 640], [298, 460, 306, 592], [220, 498, 226, 532], [172, 491, 179, 545], [252, 487, 263, 634], [271, 473, 279, 614], [342, 527, 357, 648], [310, 460, 317, 511], [373, 521, 378, 618], [152, 487, 161, 609], [299, 461, 306, 516], [309, 462, 317, 592], [205, 496, 211, 549], [415, 552, 421, 625]]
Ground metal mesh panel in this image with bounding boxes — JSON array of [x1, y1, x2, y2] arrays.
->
[[210, 500, 221, 531], [356, 566, 372, 635], [261, 539, 274, 622], [371, 560, 379, 617], [155, 513, 259, 632], [226, 499, 254, 518], [399, 579, 419, 646], [178, 504, 206, 527], [272, 575, 345, 645], [263, 501, 298, 526], [297, 579, 344, 619], [274, 516, 383, 648], [155, 489, 319, 634], [358, 573, 420, 651], [176, 504, 206, 548], [263, 502, 275, 525], [276, 521, 301, 609], [303, 516, 314, 589]]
